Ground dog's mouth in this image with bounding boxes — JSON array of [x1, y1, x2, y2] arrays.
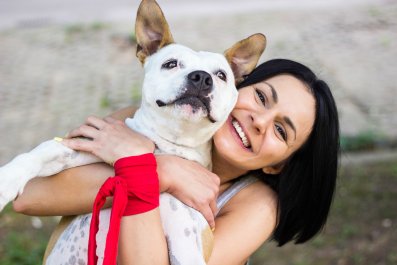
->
[[156, 96, 216, 123]]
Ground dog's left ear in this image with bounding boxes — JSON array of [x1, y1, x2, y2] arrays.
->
[[224, 33, 266, 84], [135, 0, 175, 64]]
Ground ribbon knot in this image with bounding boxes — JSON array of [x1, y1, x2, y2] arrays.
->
[[87, 154, 159, 265]]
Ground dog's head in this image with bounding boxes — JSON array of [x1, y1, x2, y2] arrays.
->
[[134, 0, 266, 147]]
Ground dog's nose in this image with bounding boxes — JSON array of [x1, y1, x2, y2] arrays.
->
[[187, 71, 213, 94]]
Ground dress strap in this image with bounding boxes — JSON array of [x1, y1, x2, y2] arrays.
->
[[216, 175, 258, 216]]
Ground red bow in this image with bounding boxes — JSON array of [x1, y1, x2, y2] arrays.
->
[[88, 154, 159, 265]]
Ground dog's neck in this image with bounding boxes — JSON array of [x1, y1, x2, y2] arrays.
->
[[125, 105, 214, 169]]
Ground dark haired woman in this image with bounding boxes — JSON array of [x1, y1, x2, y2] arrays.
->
[[14, 59, 340, 265]]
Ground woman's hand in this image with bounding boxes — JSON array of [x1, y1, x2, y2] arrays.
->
[[156, 155, 220, 229], [61, 116, 155, 164]]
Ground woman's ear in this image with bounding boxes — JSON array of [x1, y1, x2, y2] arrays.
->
[[262, 163, 284, 175]]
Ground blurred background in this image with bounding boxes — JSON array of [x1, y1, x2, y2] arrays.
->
[[0, 0, 396, 264]]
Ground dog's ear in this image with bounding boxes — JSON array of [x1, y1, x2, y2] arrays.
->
[[135, 0, 174, 64], [224, 33, 266, 84]]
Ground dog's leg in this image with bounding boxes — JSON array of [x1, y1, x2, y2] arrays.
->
[[160, 193, 213, 265], [0, 140, 100, 211]]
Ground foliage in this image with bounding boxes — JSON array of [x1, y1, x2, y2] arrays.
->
[[340, 131, 391, 152]]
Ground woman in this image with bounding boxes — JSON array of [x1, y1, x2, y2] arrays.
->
[[14, 59, 339, 265]]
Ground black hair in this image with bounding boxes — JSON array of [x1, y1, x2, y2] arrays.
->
[[237, 59, 340, 246]]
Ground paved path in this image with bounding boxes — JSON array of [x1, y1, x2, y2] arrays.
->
[[0, 0, 396, 164], [0, 0, 380, 29]]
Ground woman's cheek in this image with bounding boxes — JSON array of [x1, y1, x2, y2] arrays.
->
[[260, 136, 285, 161]]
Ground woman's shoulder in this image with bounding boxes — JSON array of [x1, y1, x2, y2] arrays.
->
[[219, 179, 278, 221], [239, 180, 278, 213], [214, 179, 278, 257]]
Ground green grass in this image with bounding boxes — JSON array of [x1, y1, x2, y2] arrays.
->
[[251, 159, 397, 265], [0, 205, 57, 265], [340, 131, 378, 151], [100, 95, 111, 109]]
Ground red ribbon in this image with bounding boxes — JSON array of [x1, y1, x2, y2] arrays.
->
[[87, 153, 159, 265]]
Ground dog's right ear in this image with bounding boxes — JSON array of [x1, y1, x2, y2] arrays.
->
[[224, 33, 266, 85], [135, 0, 175, 64]]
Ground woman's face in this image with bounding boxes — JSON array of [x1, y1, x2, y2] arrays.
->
[[213, 74, 316, 174]]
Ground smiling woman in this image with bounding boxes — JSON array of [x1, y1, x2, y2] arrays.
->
[[223, 58, 340, 246]]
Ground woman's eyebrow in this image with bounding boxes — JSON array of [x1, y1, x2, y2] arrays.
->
[[284, 116, 297, 140], [263, 82, 278, 103]]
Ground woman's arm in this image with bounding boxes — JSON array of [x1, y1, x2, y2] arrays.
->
[[13, 107, 137, 215], [13, 162, 113, 215], [118, 210, 169, 265]]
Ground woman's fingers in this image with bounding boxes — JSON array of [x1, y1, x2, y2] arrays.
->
[[85, 115, 108, 130], [63, 115, 155, 163], [61, 137, 95, 153], [209, 199, 218, 220], [103, 116, 119, 124], [67, 124, 100, 140], [199, 204, 216, 230], [65, 116, 106, 138], [156, 155, 220, 229]]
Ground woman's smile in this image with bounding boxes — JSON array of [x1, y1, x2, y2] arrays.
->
[[228, 115, 252, 151]]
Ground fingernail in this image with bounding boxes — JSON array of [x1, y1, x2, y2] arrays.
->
[[211, 227, 215, 232], [54, 137, 63, 142]]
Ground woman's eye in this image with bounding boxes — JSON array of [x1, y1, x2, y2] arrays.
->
[[275, 124, 287, 141], [216, 71, 227, 81], [255, 89, 266, 106], [162, 59, 178, 69]]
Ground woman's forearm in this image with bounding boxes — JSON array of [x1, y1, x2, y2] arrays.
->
[[13, 106, 137, 216], [13, 163, 113, 216], [118, 209, 169, 265]]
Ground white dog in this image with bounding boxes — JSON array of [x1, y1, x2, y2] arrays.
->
[[0, 0, 265, 264]]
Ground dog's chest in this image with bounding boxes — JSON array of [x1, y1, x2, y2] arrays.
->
[[125, 112, 212, 169]]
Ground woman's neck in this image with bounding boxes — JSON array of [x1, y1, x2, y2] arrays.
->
[[211, 148, 248, 185]]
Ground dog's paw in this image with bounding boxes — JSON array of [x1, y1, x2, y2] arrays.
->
[[0, 176, 19, 212], [0, 194, 11, 212], [0, 160, 34, 212]]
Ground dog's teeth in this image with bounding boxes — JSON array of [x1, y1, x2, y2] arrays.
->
[[232, 120, 250, 148]]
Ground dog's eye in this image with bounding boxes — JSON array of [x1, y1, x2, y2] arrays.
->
[[216, 70, 227, 81], [162, 59, 178, 69]]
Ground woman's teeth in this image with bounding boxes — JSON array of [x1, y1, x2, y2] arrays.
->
[[232, 119, 250, 148]]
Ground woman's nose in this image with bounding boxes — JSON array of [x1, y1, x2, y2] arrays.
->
[[251, 111, 272, 134]]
